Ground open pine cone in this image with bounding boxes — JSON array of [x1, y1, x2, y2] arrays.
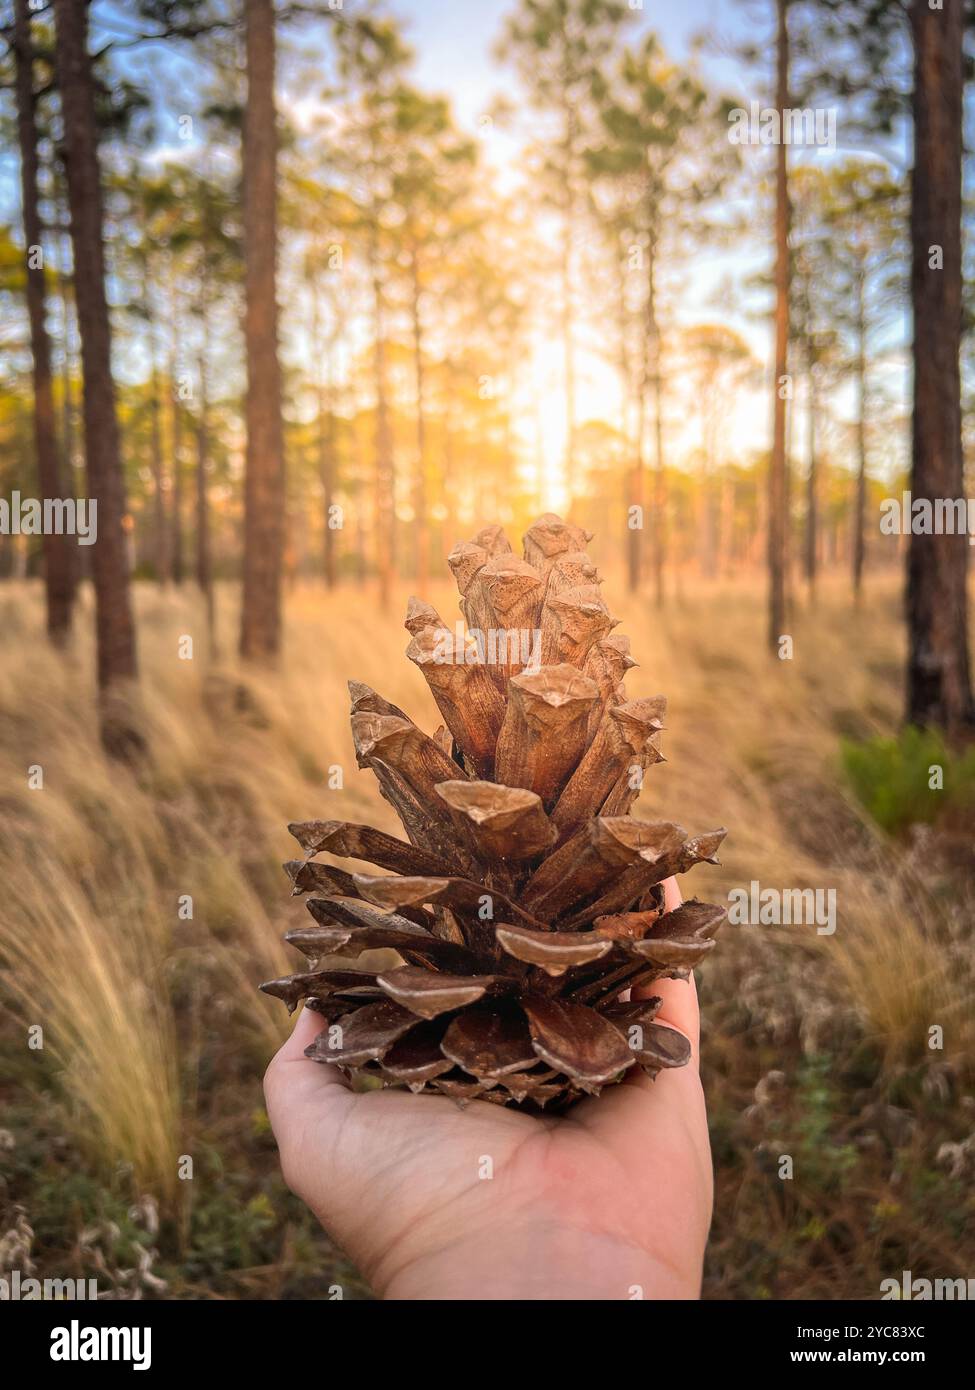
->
[[262, 516, 727, 1109]]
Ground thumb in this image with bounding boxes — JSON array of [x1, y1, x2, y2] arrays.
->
[[263, 1005, 351, 1125], [632, 876, 701, 1061]]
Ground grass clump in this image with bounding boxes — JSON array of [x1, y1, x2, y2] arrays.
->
[[841, 725, 975, 834]]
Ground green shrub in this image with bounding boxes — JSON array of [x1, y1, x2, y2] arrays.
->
[[841, 726, 975, 833]]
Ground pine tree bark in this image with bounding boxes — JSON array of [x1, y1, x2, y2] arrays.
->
[[14, 0, 74, 644], [616, 238, 638, 594], [804, 340, 817, 595], [320, 387, 337, 591], [57, 226, 78, 465], [169, 269, 184, 585], [768, 0, 790, 650], [852, 267, 867, 600], [309, 269, 337, 589], [640, 223, 665, 605], [369, 220, 395, 611], [195, 335, 216, 655], [240, 0, 285, 661], [560, 90, 578, 500], [56, 224, 82, 588], [52, 0, 138, 693], [651, 363, 665, 606], [145, 284, 169, 584], [443, 354, 458, 539], [410, 248, 430, 592], [906, 0, 973, 731]]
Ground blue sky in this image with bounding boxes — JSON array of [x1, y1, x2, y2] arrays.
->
[[2, 0, 909, 484], [397, 0, 751, 131], [376, 0, 780, 480]]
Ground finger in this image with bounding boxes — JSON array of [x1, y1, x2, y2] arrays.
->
[[274, 1003, 329, 1062], [661, 873, 682, 915], [264, 1007, 357, 1203], [263, 1005, 352, 1121], [632, 875, 701, 1060]]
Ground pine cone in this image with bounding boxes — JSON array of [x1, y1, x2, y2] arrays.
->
[[262, 516, 727, 1109]]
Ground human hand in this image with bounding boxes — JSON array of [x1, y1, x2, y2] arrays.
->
[[263, 876, 713, 1300]]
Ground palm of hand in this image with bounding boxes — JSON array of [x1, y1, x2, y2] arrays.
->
[[265, 966, 711, 1300]]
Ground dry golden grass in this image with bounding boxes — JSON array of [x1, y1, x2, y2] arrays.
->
[[618, 571, 971, 1064], [0, 565, 971, 1220]]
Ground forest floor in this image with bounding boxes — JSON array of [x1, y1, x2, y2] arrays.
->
[[1, 570, 973, 1300]]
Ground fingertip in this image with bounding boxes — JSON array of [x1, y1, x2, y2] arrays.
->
[[263, 1005, 331, 1107], [662, 875, 682, 913], [279, 1003, 328, 1060], [632, 878, 701, 1058]]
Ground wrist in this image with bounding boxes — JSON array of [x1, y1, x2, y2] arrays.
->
[[377, 1214, 700, 1301]]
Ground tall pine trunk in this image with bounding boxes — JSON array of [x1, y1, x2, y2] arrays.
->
[[56, 222, 82, 587], [15, 0, 74, 644], [369, 221, 394, 611], [309, 267, 337, 589], [651, 364, 665, 606], [639, 217, 665, 605], [649, 234, 666, 607], [442, 354, 458, 541], [169, 268, 184, 585], [906, 0, 973, 730], [195, 332, 216, 656], [240, 0, 285, 661], [57, 224, 79, 474], [852, 267, 867, 600], [768, 0, 790, 650], [410, 249, 429, 592], [804, 340, 817, 596], [145, 284, 169, 584], [616, 235, 639, 593], [52, 0, 138, 705], [319, 386, 338, 591], [560, 89, 577, 499]]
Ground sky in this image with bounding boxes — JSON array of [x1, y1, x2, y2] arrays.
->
[[398, 0, 747, 131], [2, 0, 908, 496], [379, 0, 906, 487], [388, 0, 778, 481]]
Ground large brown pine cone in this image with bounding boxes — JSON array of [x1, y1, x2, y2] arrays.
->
[[262, 515, 727, 1109]]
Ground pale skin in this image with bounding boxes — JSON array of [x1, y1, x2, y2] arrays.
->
[[264, 877, 712, 1300]]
